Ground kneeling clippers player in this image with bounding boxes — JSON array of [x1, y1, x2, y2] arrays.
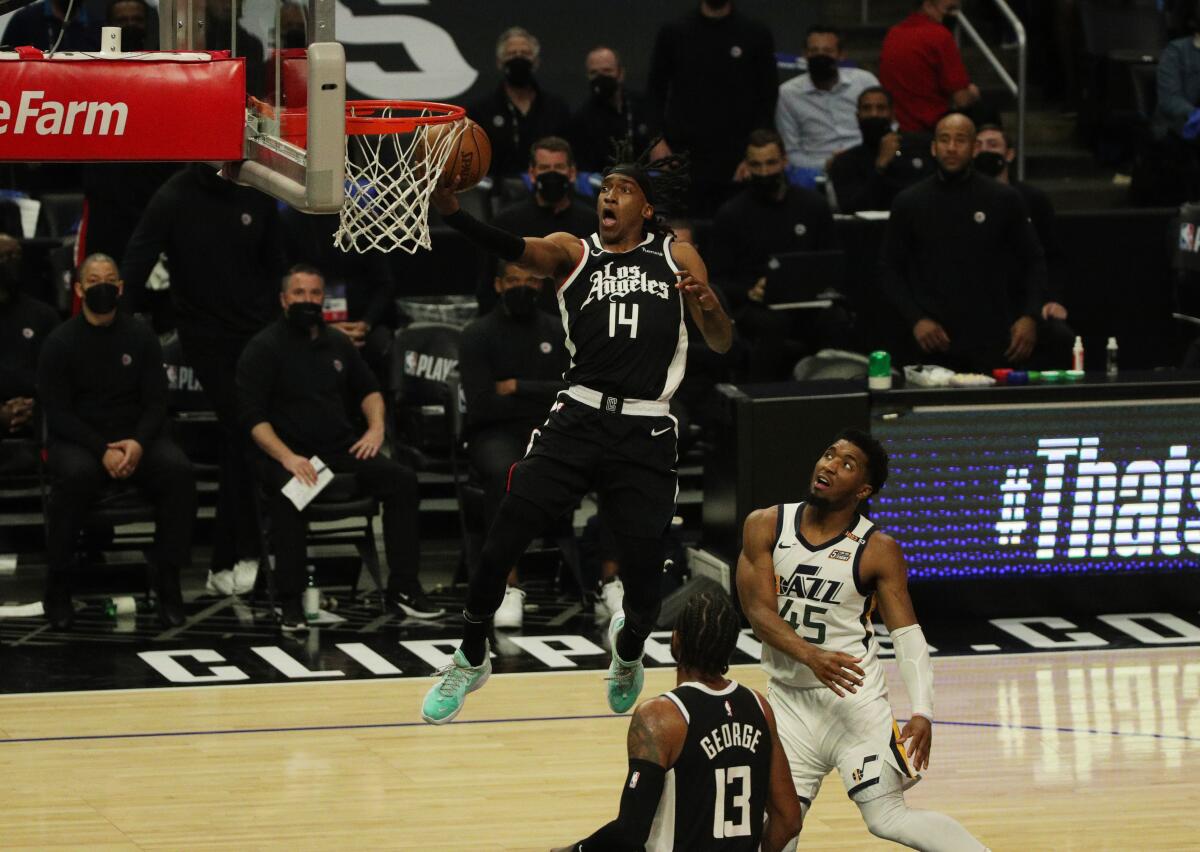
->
[[737, 429, 989, 851], [554, 589, 801, 852], [422, 142, 733, 725]]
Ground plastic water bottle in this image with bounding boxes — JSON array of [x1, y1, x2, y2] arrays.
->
[[1106, 337, 1119, 377], [103, 596, 141, 617], [1071, 336, 1085, 371], [868, 350, 892, 390], [303, 566, 320, 621]]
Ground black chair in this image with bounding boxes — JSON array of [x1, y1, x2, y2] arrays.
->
[[251, 466, 388, 621]]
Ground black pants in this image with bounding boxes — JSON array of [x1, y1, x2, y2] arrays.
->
[[46, 436, 196, 585], [181, 331, 259, 572], [467, 423, 533, 530], [258, 450, 420, 599]]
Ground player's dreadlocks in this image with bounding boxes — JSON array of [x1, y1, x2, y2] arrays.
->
[[604, 136, 690, 235], [674, 587, 741, 678]]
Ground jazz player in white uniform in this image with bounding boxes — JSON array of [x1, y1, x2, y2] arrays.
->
[[737, 429, 989, 851]]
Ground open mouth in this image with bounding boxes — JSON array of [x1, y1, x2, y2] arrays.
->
[[814, 474, 831, 491], [600, 208, 618, 226]]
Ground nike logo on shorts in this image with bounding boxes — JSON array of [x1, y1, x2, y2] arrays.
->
[[651, 426, 673, 436]]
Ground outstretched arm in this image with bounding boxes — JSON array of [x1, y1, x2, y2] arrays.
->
[[757, 691, 803, 852], [553, 697, 686, 852], [736, 507, 865, 697], [671, 239, 732, 354], [430, 181, 581, 279], [861, 531, 933, 770]]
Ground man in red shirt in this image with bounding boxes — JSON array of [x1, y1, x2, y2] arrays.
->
[[879, 0, 980, 133]]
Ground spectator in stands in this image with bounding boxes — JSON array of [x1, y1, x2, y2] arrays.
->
[[469, 27, 571, 181], [648, 0, 778, 215], [1, 0, 100, 51], [709, 129, 836, 380], [37, 254, 195, 629], [776, 25, 880, 172], [204, 0, 264, 96], [880, 113, 1047, 373], [281, 209, 397, 383], [827, 86, 934, 213], [459, 260, 569, 630], [107, 0, 149, 50], [1156, 15, 1200, 140], [121, 163, 286, 600], [879, 0, 980, 133], [237, 265, 439, 630], [567, 46, 661, 174], [0, 234, 58, 455], [974, 125, 1074, 364], [480, 137, 596, 315]]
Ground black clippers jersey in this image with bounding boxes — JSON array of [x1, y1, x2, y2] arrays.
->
[[647, 681, 772, 852], [556, 232, 688, 402]]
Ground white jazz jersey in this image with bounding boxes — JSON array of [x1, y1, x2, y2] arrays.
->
[[760, 502, 883, 692]]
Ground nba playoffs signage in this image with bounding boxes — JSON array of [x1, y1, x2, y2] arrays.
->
[[873, 402, 1200, 579], [0, 54, 245, 160]]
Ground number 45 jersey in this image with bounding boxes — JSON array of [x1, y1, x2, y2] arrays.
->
[[762, 502, 885, 695], [647, 681, 773, 852], [557, 232, 688, 402]]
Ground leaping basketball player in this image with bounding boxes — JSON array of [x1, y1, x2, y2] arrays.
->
[[552, 588, 801, 851], [421, 142, 733, 725], [737, 429, 990, 851]]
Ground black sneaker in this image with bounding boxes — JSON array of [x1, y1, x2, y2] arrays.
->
[[279, 598, 309, 633], [156, 570, 186, 628], [387, 586, 446, 619]]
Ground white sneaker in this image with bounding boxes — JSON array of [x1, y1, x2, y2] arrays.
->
[[600, 579, 624, 625], [494, 585, 525, 630], [205, 569, 236, 597], [231, 560, 259, 595]]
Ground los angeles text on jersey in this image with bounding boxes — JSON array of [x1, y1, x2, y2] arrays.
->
[[580, 262, 671, 309], [0, 92, 128, 136], [700, 720, 765, 760]]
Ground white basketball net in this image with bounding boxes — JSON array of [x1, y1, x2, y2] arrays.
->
[[335, 106, 466, 255]]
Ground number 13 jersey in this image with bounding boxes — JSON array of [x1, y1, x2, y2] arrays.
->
[[557, 231, 688, 401], [762, 502, 885, 694]]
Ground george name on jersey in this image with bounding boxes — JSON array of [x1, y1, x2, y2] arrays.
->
[[580, 262, 670, 309], [775, 571, 845, 605], [700, 722, 764, 760]]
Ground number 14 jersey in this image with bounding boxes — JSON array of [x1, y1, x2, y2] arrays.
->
[[557, 231, 688, 402], [762, 502, 885, 693]]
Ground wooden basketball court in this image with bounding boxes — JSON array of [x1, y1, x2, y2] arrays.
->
[[1, 644, 1195, 850]]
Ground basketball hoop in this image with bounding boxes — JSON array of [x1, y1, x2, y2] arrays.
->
[[335, 99, 467, 255]]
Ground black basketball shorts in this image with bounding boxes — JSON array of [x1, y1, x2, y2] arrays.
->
[[506, 395, 678, 539]]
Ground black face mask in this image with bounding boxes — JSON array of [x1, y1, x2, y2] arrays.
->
[[858, 116, 893, 150], [535, 171, 570, 204], [83, 282, 120, 314], [286, 301, 325, 331], [501, 286, 539, 320], [503, 57, 535, 88], [590, 73, 619, 103], [806, 54, 839, 86], [974, 150, 1007, 178], [120, 25, 146, 51], [748, 172, 785, 203]]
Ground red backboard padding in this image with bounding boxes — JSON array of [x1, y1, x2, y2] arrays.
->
[[0, 53, 246, 161]]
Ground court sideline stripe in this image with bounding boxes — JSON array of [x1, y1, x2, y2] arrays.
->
[[1, 714, 1198, 746]]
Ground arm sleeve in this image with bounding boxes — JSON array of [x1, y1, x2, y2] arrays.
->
[[576, 759, 667, 851], [935, 31, 972, 95], [119, 184, 175, 314], [457, 323, 525, 425], [1157, 43, 1196, 129], [133, 327, 167, 447], [235, 337, 274, 433], [891, 624, 934, 720], [878, 198, 926, 327], [344, 341, 380, 402], [1010, 198, 1048, 318], [37, 336, 108, 458]]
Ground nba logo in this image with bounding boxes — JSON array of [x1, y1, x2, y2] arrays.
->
[[404, 350, 418, 375], [1180, 223, 1196, 252]]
